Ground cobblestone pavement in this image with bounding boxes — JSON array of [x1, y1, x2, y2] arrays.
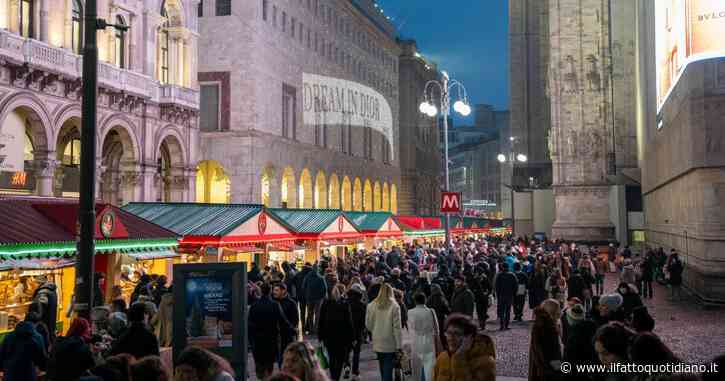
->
[[247, 274, 724, 380]]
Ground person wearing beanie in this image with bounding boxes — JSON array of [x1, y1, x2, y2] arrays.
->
[[563, 304, 598, 376], [595, 293, 626, 327]]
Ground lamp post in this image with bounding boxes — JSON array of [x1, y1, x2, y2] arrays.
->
[[419, 71, 471, 247], [76, 1, 128, 319], [498, 137, 527, 238]]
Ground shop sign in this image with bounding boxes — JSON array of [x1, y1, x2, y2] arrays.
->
[[0, 170, 35, 190], [302, 73, 394, 159], [258, 213, 267, 235], [173, 263, 248, 378], [99, 210, 116, 238], [338, 216, 344, 232], [0, 114, 25, 172]]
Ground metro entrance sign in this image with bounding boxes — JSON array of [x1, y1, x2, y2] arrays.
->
[[440, 192, 462, 213]]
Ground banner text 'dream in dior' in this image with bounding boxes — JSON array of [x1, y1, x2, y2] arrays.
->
[[302, 73, 394, 159]]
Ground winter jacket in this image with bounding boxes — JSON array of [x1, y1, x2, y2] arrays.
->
[[0, 321, 47, 381], [668, 258, 684, 286], [348, 291, 367, 341], [276, 295, 300, 342], [151, 292, 173, 347], [248, 295, 295, 362], [365, 300, 403, 353], [32, 282, 58, 343], [564, 319, 598, 369], [292, 266, 312, 302], [495, 271, 518, 302], [302, 266, 327, 304], [433, 333, 496, 381], [318, 299, 355, 352], [48, 335, 95, 381], [567, 273, 586, 301], [110, 322, 160, 360], [451, 287, 475, 317], [529, 307, 563, 381], [621, 265, 637, 285], [528, 272, 548, 309]]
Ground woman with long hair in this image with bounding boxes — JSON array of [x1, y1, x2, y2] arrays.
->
[[281, 341, 330, 381], [366, 283, 403, 381]]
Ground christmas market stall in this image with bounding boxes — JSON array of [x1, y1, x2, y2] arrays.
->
[[0, 197, 180, 340], [122, 203, 298, 268], [344, 211, 404, 250], [394, 215, 445, 244], [267, 209, 363, 263]]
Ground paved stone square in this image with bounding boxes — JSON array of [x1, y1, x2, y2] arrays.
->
[[248, 275, 725, 380]]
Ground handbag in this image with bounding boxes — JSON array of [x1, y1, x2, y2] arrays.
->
[[395, 349, 413, 376], [315, 345, 329, 369]]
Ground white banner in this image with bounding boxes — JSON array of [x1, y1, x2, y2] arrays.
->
[[302, 73, 394, 159], [0, 111, 26, 172]]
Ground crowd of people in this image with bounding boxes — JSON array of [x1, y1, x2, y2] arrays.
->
[[246, 235, 722, 381], [0, 235, 722, 381]]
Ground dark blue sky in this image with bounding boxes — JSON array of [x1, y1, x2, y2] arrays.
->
[[376, 0, 510, 122]]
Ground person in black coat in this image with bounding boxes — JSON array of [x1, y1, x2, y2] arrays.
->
[[249, 282, 295, 380], [473, 270, 491, 328], [347, 284, 367, 379], [109, 302, 160, 360], [495, 262, 518, 330], [528, 265, 548, 310], [513, 262, 528, 321], [318, 284, 355, 381], [451, 276, 475, 317], [567, 269, 586, 302], [562, 304, 598, 381], [0, 317, 47, 381], [292, 263, 312, 329], [667, 252, 684, 300], [273, 282, 299, 367]]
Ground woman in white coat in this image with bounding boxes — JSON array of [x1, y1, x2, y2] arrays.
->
[[407, 292, 440, 381]]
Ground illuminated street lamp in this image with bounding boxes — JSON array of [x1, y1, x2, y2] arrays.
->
[[419, 71, 471, 246], [498, 137, 528, 237]]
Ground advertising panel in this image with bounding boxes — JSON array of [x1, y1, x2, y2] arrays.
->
[[0, 111, 26, 172], [302, 73, 394, 158], [656, 0, 725, 110], [173, 263, 247, 378]]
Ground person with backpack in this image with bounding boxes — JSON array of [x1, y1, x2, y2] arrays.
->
[[0, 311, 48, 381]]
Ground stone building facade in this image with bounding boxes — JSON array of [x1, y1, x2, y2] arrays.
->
[[508, 0, 551, 186], [547, 0, 639, 241], [397, 40, 440, 216], [197, 0, 401, 212], [0, 0, 200, 204], [638, 0, 725, 302]]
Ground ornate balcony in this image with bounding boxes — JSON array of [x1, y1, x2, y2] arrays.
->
[[159, 84, 200, 110], [0, 29, 198, 109]]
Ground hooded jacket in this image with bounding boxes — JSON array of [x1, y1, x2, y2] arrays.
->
[[0, 321, 47, 381], [32, 282, 58, 342], [433, 333, 496, 381]]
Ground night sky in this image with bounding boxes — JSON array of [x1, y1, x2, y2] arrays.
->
[[376, 0, 510, 122]]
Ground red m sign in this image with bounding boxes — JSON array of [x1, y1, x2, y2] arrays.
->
[[440, 192, 462, 213]]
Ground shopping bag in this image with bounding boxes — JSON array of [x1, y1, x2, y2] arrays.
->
[[316, 345, 329, 369]]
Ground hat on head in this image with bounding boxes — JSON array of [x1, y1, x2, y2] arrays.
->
[[599, 293, 623, 311], [566, 304, 586, 324]]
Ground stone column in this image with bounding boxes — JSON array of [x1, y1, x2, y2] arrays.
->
[[33, 157, 58, 197], [38, 0, 49, 42], [119, 169, 142, 205], [548, 0, 615, 241], [185, 168, 196, 202], [95, 160, 106, 201]]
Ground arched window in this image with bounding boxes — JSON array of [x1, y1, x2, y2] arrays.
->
[[20, 0, 34, 38], [72, 0, 83, 54], [159, 3, 170, 83], [114, 15, 126, 68]]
